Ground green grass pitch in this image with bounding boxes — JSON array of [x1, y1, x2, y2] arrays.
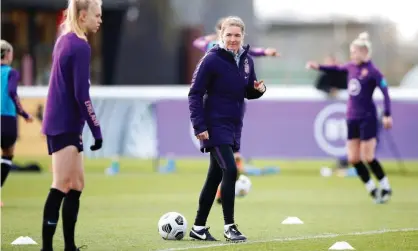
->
[[1, 157, 418, 251]]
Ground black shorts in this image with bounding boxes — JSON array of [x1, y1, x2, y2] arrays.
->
[[46, 133, 83, 155], [347, 117, 378, 141], [1, 115, 18, 149], [1, 134, 17, 150]]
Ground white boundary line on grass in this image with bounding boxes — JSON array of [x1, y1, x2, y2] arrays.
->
[[157, 227, 418, 251]]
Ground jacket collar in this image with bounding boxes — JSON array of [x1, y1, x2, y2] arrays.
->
[[211, 43, 250, 58]]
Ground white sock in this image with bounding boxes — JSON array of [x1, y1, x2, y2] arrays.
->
[[365, 179, 376, 193], [224, 224, 234, 231], [1, 158, 12, 166], [193, 225, 205, 231], [379, 176, 391, 190]]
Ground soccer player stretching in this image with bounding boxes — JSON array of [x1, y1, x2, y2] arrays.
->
[[40, 0, 103, 250], [1, 40, 33, 207], [307, 32, 393, 203], [188, 16, 266, 242]]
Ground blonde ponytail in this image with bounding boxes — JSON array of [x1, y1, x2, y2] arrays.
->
[[351, 31, 372, 58], [1, 40, 13, 60], [60, 0, 102, 40]]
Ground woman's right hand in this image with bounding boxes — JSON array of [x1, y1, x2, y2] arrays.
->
[[306, 61, 319, 70], [196, 131, 209, 140], [25, 115, 34, 123], [264, 48, 280, 57]]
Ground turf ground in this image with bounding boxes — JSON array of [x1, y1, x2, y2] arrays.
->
[[1, 157, 418, 251]]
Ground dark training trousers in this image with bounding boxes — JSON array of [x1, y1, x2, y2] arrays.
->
[[194, 145, 238, 226]]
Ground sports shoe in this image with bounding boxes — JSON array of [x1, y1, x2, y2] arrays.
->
[[64, 245, 87, 251], [224, 224, 246, 242], [370, 188, 379, 200], [190, 227, 218, 241], [377, 189, 392, 204]]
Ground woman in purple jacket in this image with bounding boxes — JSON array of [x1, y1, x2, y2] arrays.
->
[[194, 17, 279, 205], [188, 16, 266, 242], [40, 0, 103, 250]]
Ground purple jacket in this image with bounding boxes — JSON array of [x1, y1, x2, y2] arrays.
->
[[188, 44, 265, 153]]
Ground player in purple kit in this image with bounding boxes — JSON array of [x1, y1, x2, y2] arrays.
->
[[40, 0, 103, 250], [307, 32, 393, 204], [1, 40, 33, 207]]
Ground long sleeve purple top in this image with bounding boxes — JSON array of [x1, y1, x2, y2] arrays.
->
[[192, 36, 267, 57], [8, 69, 29, 119], [42, 32, 102, 139], [319, 61, 391, 119]]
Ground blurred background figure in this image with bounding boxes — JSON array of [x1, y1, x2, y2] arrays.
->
[[1, 39, 33, 207], [314, 54, 347, 98], [313, 54, 349, 171]]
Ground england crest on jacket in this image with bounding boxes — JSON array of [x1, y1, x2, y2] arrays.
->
[[244, 58, 250, 78]]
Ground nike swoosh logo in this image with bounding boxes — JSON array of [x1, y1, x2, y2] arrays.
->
[[47, 221, 57, 225], [224, 231, 232, 239], [192, 230, 206, 239]]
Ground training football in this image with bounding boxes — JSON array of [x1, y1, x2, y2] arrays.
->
[[158, 212, 188, 240], [235, 174, 252, 197]]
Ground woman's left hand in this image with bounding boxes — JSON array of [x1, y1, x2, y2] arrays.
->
[[254, 80, 266, 92], [382, 116, 393, 129]]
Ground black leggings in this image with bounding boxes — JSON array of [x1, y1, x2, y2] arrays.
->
[[194, 145, 238, 226]]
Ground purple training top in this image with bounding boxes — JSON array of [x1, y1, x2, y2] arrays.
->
[[42, 32, 102, 139], [7, 69, 29, 119], [319, 60, 391, 119]]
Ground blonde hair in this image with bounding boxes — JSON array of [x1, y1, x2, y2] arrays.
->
[[351, 32, 372, 58], [0, 40, 13, 60], [60, 0, 102, 39], [219, 16, 246, 44]]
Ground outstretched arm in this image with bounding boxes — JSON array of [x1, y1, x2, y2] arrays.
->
[[319, 63, 349, 73], [306, 61, 349, 73], [248, 47, 266, 57], [249, 47, 279, 57], [192, 34, 218, 52]]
